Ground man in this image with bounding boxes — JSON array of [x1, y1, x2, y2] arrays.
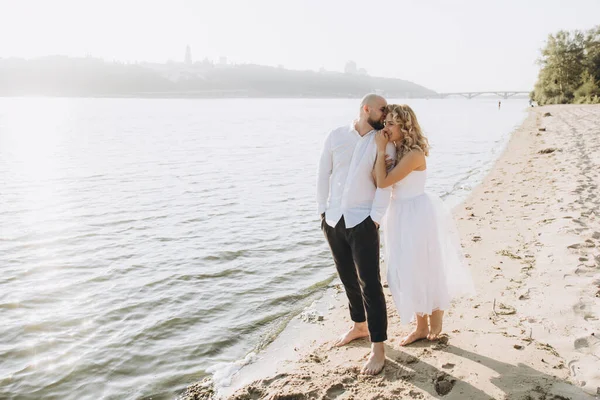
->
[[317, 94, 395, 375]]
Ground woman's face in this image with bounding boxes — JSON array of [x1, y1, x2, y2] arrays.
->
[[383, 115, 403, 142]]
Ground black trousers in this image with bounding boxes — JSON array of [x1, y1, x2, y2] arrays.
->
[[322, 215, 387, 342]]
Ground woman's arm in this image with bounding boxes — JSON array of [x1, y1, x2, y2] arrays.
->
[[372, 152, 395, 182], [375, 149, 425, 188]]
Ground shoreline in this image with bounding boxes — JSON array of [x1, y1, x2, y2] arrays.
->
[[187, 105, 600, 400]]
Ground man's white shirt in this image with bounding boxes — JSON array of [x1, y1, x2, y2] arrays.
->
[[317, 122, 396, 228]]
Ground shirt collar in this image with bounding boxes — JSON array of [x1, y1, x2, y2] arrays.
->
[[351, 121, 376, 138]]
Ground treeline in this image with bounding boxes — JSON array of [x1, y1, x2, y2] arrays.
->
[[186, 65, 437, 98], [0, 56, 437, 98], [0, 57, 174, 96], [532, 26, 600, 105]]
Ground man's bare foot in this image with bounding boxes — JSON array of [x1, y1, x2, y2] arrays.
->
[[427, 310, 444, 341], [333, 322, 369, 347], [399, 328, 429, 346], [361, 342, 385, 375]]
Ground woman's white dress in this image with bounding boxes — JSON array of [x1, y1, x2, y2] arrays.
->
[[383, 170, 475, 324]]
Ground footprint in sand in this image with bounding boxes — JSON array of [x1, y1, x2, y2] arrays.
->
[[324, 383, 346, 399], [239, 385, 266, 399], [434, 374, 456, 396], [583, 314, 598, 322], [573, 267, 595, 277], [573, 301, 599, 321], [261, 373, 289, 387], [568, 359, 584, 381], [573, 335, 600, 353]]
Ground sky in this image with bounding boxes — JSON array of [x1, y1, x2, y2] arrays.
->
[[0, 0, 599, 92]]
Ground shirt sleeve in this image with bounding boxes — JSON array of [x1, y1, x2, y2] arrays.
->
[[317, 131, 333, 215], [370, 142, 396, 224]]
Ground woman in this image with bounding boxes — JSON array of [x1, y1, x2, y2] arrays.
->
[[374, 104, 475, 346]]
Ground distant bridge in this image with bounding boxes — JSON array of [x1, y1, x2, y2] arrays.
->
[[438, 91, 530, 99]]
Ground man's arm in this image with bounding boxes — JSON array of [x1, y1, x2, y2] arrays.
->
[[317, 131, 333, 216], [370, 142, 396, 225]]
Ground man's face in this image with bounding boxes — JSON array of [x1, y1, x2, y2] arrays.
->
[[367, 98, 387, 130]]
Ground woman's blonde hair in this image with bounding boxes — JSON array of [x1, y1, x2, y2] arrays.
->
[[386, 104, 429, 157]]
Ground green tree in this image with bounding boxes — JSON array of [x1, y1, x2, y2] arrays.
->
[[574, 70, 600, 104], [533, 26, 600, 105], [583, 26, 600, 84]]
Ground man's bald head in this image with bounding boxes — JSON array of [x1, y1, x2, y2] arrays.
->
[[359, 94, 387, 130], [360, 94, 386, 110]]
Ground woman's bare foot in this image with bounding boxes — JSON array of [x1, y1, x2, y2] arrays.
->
[[333, 322, 369, 347], [427, 310, 444, 341], [361, 342, 385, 375], [399, 328, 429, 346], [400, 314, 429, 346]]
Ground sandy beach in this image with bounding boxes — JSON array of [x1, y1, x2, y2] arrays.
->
[[186, 105, 600, 400]]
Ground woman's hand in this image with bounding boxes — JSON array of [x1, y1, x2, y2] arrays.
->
[[375, 131, 389, 150]]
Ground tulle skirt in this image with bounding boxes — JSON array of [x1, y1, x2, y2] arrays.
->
[[383, 192, 475, 324]]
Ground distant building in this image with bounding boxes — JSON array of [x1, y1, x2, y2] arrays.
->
[[346, 61, 357, 73], [345, 61, 358, 74], [185, 45, 192, 65], [219, 56, 228, 65], [358, 68, 368, 76]]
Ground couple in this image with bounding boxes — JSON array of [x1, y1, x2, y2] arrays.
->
[[317, 94, 474, 375]]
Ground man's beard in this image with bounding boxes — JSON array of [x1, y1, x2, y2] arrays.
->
[[368, 117, 385, 131]]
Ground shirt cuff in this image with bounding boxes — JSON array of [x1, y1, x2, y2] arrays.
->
[[369, 211, 384, 226]]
